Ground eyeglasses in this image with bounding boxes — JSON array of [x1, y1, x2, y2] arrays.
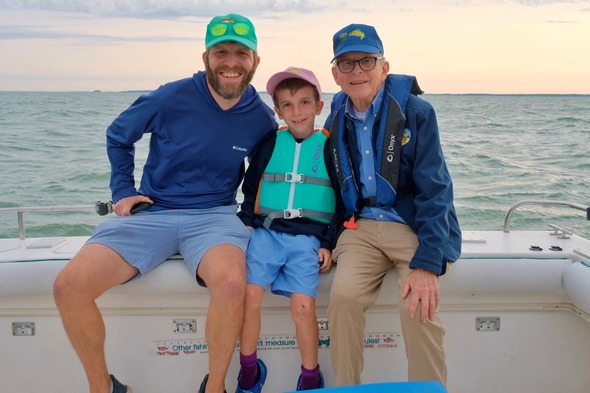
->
[[209, 22, 251, 37], [334, 56, 384, 74]]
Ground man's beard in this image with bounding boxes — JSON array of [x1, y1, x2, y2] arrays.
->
[[205, 60, 257, 100]]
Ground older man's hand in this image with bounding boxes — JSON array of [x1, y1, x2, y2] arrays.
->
[[402, 268, 440, 323]]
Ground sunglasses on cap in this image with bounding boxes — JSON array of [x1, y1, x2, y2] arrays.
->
[[209, 22, 251, 37]]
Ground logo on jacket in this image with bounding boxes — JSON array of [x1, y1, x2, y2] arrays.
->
[[331, 147, 340, 173], [402, 129, 411, 145], [233, 145, 247, 152], [386, 134, 397, 163]]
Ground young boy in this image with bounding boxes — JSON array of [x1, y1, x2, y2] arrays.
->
[[235, 67, 342, 392]]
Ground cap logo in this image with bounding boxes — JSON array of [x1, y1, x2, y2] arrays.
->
[[286, 67, 302, 74], [348, 29, 366, 39], [221, 17, 236, 23]]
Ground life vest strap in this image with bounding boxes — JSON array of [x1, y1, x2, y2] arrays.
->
[[363, 196, 377, 207], [260, 207, 334, 229], [262, 172, 331, 187]]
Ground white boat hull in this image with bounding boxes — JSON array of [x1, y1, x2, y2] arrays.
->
[[2, 229, 590, 392]]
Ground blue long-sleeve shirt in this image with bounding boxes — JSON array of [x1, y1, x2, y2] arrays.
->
[[106, 71, 277, 210]]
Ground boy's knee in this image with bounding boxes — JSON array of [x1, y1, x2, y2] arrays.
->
[[292, 300, 315, 322], [244, 291, 263, 313]]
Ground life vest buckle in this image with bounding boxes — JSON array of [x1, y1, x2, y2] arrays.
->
[[285, 172, 304, 183], [283, 208, 303, 219]]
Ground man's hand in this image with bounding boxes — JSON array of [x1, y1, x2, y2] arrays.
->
[[402, 268, 440, 323], [113, 195, 153, 216]]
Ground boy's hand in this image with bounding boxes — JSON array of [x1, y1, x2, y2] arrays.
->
[[318, 248, 333, 273]]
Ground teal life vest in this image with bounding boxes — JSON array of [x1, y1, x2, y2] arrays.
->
[[256, 128, 336, 226]]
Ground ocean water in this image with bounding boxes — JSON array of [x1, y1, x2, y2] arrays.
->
[[0, 91, 589, 239]]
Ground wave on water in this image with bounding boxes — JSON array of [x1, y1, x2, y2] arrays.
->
[[1, 92, 589, 239]]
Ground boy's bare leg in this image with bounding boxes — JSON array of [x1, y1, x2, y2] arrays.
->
[[291, 293, 319, 369], [240, 284, 265, 355], [197, 244, 247, 393], [53, 244, 139, 393]]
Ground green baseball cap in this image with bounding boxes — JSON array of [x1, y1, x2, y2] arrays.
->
[[205, 13, 257, 50]]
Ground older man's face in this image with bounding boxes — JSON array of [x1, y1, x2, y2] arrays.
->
[[332, 51, 389, 112]]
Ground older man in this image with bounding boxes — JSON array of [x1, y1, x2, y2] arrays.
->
[[53, 14, 277, 393], [324, 23, 461, 386]]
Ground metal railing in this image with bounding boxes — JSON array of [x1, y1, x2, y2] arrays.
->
[[3, 200, 589, 238], [503, 199, 590, 233], [0, 202, 112, 240]]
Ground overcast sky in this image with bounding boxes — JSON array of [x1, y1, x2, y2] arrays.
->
[[1, 0, 589, 93]]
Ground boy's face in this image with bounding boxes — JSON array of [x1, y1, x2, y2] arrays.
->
[[274, 85, 324, 139]]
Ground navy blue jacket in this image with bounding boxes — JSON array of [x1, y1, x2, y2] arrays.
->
[[324, 74, 461, 275]]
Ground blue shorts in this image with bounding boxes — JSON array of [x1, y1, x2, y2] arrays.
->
[[87, 206, 250, 285], [246, 227, 320, 299]]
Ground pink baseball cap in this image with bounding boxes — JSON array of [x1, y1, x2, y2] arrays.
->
[[266, 66, 322, 98]]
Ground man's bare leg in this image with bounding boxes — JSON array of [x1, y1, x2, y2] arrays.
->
[[197, 244, 247, 393], [53, 244, 139, 393]]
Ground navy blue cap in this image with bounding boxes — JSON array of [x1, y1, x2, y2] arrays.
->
[[332, 23, 384, 61]]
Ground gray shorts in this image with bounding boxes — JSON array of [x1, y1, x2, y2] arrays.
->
[[86, 205, 250, 285]]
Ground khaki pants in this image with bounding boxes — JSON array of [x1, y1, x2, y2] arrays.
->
[[328, 219, 447, 386]]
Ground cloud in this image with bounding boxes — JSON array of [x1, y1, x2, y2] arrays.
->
[[516, 0, 589, 4], [4, 0, 586, 21], [0, 25, 195, 44], [0, 0, 332, 43], [0, 0, 327, 19]]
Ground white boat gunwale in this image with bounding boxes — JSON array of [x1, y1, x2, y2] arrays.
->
[[1, 199, 590, 392]]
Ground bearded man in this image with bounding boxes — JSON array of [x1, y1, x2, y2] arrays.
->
[[53, 14, 277, 393]]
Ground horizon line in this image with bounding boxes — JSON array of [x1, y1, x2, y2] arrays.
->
[[1, 90, 589, 96]]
